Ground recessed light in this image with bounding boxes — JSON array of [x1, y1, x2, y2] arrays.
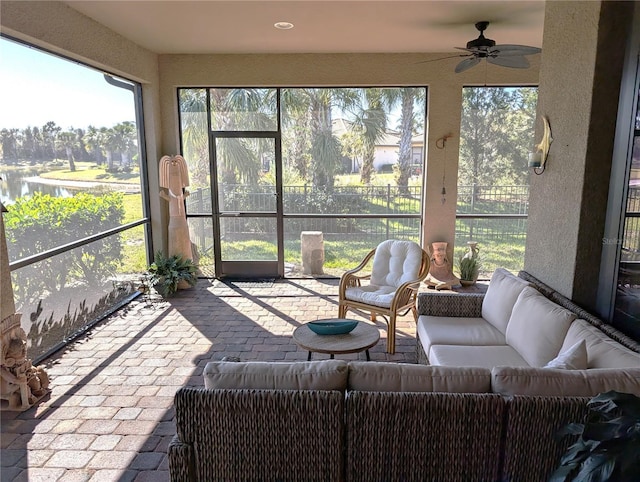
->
[[274, 21, 294, 30]]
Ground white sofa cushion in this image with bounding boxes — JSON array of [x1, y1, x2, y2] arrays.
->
[[491, 366, 640, 397], [544, 340, 588, 370], [481, 268, 531, 334], [203, 360, 348, 391], [348, 362, 491, 393], [416, 315, 506, 355], [505, 286, 577, 367], [428, 345, 530, 369], [561, 319, 640, 368]]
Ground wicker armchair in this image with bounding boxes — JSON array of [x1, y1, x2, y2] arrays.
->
[[338, 240, 430, 354]]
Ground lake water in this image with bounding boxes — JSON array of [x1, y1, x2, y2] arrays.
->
[[0, 169, 76, 205]]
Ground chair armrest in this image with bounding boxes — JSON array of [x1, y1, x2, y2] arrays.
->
[[417, 292, 484, 317], [168, 433, 194, 481], [390, 279, 423, 310], [339, 248, 376, 295]]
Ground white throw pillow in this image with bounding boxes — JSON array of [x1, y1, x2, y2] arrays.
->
[[544, 340, 587, 370], [505, 286, 577, 367]]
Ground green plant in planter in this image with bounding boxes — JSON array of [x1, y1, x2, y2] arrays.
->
[[550, 390, 640, 482], [458, 256, 481, 283], [148, 251, 198, 297]]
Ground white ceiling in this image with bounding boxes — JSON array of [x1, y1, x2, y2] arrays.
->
[[64, 1, 545, 55]]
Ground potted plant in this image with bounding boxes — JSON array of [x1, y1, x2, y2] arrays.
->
[[550, 390, 640, 481], [147, 251, 198, 297], [458, 242, 481, 286]]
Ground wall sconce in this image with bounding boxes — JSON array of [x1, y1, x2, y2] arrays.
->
[[529, 116, 553, 175]]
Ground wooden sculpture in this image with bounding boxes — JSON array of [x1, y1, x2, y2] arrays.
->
[[1, 200, 50, 410], [159, 155, 194, 263]]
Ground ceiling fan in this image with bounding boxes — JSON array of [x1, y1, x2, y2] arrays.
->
[[423, 21, 542, 73]]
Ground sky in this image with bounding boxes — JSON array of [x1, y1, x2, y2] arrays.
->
[[0, 37, 136, 131]]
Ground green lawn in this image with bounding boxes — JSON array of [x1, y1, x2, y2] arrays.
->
[[16, 163, 525, 277], [39, 161, 140, 184]]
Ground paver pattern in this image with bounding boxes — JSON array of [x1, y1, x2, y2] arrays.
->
[[1, 278, 418, 481]]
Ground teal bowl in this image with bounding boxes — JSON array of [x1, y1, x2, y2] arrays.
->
[[308, 319, 358, 335]]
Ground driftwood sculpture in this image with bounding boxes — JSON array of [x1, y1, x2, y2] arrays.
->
[[1, 200, 50, 411]]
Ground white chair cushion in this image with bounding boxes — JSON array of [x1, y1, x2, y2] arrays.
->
[[203, 360, 348, 391], [345, 284, 395, 308], [481, 268, 531, 334], [505, 286, 577, 367], [428, 345, 530, 369], [544, 340, 588, 370], [560, 319, 640, 368], [348, 361, 491, 393], [370, 239, 423, 288], [416, 315, 506, 355]]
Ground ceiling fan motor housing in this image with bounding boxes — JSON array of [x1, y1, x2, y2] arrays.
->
[[467, 21, 496, 50]]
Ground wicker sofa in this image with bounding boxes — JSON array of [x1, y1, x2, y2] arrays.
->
[[168, 270, 640, 481], [416, 269, 640, 397], [169, 360, 599, 482]]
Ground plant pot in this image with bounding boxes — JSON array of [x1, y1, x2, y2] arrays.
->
[[460, 279, 476, 287]]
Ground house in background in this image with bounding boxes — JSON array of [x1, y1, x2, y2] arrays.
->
[[332, 118, 424, 174]]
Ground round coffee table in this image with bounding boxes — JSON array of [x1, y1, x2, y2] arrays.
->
[[293, 319, 380, 361]]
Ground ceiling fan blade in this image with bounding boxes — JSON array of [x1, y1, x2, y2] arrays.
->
[[489, 44, 542, 56], [455, 57, 481, 73], [487, 55, 530, 69], [415, 54, 469, 65], [455, 46, 475, 53]]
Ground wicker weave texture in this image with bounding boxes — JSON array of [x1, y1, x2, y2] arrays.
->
[[168, 435, 194, 482], [501, 395, 590, 482], [417, 292, 484, 317], [345, 391, 505, 482], [172, 388, 345, 481], [415, 331, 430, 365]]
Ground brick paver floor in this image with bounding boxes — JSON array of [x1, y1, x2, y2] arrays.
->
[[1, 278, 418, 481]]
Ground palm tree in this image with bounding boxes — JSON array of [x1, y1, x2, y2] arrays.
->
[[281, 88, 351, 190], [392, 87, 426, 195], [55, 129, 80, 171], [179, 89, 209, 188], [42, 121, 61, 162], [347, 88, 390, 185], [102, 127, 119, 171], [111, 121, 137, 169], [84, 126, 105, 165]]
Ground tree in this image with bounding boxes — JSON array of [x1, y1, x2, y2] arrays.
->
[[179, 89, 210, 188], [111, 121, 137, 169], [393, 88, 426, 195], [347, 88, 389, 185], [55, 129, 80, 171], [0, 128, 19, 164], [458, 87, 537, 187], [42, 121, 61, 161], [84, 125, 105, 164]]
